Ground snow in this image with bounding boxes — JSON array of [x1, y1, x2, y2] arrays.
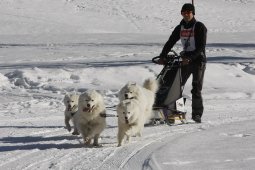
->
[[0, 0, 255, 169]]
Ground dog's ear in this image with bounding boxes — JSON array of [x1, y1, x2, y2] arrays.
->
[[63, 94, 69, 103], [64, 90, 70, 96]]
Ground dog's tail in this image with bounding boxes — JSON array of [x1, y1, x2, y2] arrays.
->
[[143, 78, 158, 93]]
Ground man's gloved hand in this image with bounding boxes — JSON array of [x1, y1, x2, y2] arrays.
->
[[181, 57, 190, 66], [180, 51, 186, 57], [157, 57, 167, 65], [156, 54, 167, 65], [180, 51, 191, 66], [181, 56, 191, 66]]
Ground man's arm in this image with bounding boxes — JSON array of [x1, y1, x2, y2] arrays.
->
[[160, 25, 181, 57]]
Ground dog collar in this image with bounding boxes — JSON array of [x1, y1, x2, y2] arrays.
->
[[100, 113, 107, 117], [68, 105, 78, 116], [71, 111, 77, 117]]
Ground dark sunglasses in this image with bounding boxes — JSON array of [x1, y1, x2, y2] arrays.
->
[[181, 11, 193, 15]]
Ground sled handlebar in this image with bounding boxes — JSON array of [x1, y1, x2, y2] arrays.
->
[[170, 50, 179, 57], [152, 50, 180, 65]]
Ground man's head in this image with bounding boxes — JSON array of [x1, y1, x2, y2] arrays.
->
[[181, 3, 195, 22]]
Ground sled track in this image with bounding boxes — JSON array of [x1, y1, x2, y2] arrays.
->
[[119, 139, 159, 169], [0, 125, 118, 170]]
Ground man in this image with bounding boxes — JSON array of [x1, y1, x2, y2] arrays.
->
[[159, 3, 207, 123]]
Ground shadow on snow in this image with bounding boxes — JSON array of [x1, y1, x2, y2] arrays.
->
[[0, 135, 82, 152]]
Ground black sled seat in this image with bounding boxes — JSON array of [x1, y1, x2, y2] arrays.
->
[[151, 50, 187, 125]]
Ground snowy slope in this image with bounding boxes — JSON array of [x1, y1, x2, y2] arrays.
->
[[0, 0, 255, 34], [0, 0, 255, 170]]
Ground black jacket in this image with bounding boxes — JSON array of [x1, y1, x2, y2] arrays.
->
[[160, 18, 207, 63]]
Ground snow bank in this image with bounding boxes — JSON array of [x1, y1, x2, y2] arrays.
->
[[3, 65, 157, 94], [4, 68, 70, 92], [243, 64, 255, 75], [0, 73, 10, 87], [205, 63, 255, 92]]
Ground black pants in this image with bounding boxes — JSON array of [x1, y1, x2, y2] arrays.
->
[[181, 62, 206, 118]]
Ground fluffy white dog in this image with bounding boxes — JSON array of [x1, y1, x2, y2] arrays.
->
[[118, 78, 158, 119], [117, 78, 158, 146], [77, 90, 106, 146], [63, 94, 80, 135], [117, 99, 149, 146]]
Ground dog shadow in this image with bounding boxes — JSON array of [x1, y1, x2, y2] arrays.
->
[[0, 134, 83, 152], [0, 125, 120, 152], [0, 135, 122, 152], [0, 135, 79, 144], [0, 143, 83, 152], [0, 125, 64, 129]]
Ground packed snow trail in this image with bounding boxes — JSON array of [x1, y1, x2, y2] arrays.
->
[[121, 120, 255, 170], [99, 99, 255, 170]]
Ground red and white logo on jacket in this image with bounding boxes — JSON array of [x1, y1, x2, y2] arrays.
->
[[180, 23, 196, 51]]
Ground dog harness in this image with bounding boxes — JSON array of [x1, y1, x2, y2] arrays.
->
[[70, 105, 78, 116]]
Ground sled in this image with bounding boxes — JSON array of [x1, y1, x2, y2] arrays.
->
[[151, 50, 187, 125]]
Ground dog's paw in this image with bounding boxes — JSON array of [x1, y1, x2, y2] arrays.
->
[[117, 143, 122, 147], [84, 137, 91, 145], [66, 125, 71, 132], [72, 131, 80, 135], [93, 143, 102, 147]]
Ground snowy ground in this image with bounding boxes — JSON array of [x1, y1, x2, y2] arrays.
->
[[0, 0, 255, 170]]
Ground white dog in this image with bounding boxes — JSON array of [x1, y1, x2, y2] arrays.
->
[[63, 94, 80, 135], [117, 78, 158, 146], [118, 78, 158, 120], [117, 99, 149, 146], [77, 90, 106, 146]]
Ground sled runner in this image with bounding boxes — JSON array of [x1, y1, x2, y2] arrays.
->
[[151, 50, 187, 125]]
